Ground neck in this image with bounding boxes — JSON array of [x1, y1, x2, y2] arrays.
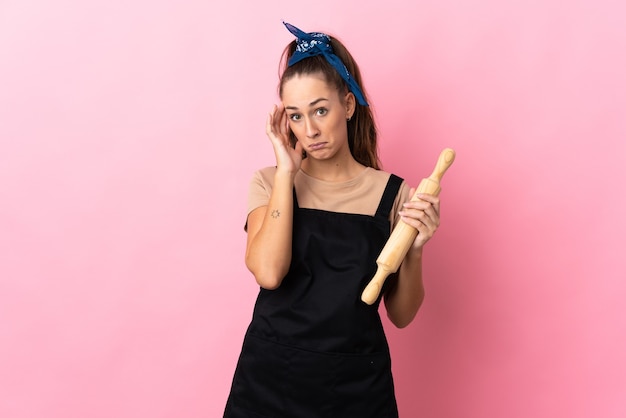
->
[[301, 154, 366, 182]]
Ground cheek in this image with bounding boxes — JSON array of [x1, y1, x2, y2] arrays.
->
[[288, 121, 304, 140], [330, 117, 348, 136]]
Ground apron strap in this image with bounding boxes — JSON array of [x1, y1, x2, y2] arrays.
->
[[292, 187, 300, 209], [375, 174, 403, 219]]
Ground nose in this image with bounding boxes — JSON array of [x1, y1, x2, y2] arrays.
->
[[304, 117, 320, 139]]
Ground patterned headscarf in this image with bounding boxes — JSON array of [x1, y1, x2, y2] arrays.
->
[[283, 22, 369, 106]]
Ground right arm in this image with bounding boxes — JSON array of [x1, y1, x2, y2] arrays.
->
[[245, 104, 303, 289]]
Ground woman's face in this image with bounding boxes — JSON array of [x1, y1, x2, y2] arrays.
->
[[281, 73, 354, 162]]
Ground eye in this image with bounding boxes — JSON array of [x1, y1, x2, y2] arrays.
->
[[288, 113, 301, 121], [316, 108, 328, 116]]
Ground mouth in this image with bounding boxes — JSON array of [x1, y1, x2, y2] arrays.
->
[[308, 142, 327, 151]]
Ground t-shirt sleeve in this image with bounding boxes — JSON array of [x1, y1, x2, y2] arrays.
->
[[247, 166, 276, 215], [243, 168, 274, 231]]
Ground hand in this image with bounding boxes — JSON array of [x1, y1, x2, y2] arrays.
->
[[266, 104, 303, 175], [398, 189, 441, 250]]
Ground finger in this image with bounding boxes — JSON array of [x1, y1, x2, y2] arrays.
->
[[402, 213, 436, 246], [279, 108, 290, 139], [418, 199, 439, 219], [266, 105, 278, 136], [294, 140, 303, 154], [406, 195, 440, 216], [266, 113, 274, 138], [399, 212, 431, 234], [402, 199, 432, 212], [272, 105, 282, 133], [294, 140, 305, 160], [420, 210, 438, 230], [271, 105, 288, 142], [400, 205, 437, 229], [414, 193, 439, 207], [269, 113, 288, 148]]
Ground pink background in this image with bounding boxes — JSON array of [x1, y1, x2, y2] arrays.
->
[[1, 0, 625, 417]]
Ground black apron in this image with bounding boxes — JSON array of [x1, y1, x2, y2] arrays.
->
[[224, 174, 403, 418]]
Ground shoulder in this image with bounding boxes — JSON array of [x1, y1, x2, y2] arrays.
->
[[366, 167, 395, 181], [247, 166, 277, 215], [371, 169, 411, 226], [251, 166, 277, 186], [365, 168, 407, 192], [248, 166, 280, 195]]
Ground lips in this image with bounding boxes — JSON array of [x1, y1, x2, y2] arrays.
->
[[308, 142, 327, 151]]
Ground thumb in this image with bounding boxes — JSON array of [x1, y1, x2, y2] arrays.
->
[[294, 140, 305, 160]]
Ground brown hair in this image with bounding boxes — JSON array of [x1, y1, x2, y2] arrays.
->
[[278, 36, 381, 170]]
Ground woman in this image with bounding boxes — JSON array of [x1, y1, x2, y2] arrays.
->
[[224, 22, 440, 417]]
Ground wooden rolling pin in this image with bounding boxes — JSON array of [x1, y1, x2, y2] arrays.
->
[[361, 148, 456, 305]]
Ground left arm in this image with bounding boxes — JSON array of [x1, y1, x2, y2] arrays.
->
[[384, 191, 440, 328]]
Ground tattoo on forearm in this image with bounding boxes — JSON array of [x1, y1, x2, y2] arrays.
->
[[271, 209, 280, 219]]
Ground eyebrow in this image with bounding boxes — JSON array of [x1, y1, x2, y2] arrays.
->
[[285, 98, 329, 110]]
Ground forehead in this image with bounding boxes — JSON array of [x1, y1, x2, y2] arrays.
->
[[281, 74, 341, 107]]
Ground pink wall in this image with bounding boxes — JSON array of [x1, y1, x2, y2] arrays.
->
[[1, 1, 624, 417]]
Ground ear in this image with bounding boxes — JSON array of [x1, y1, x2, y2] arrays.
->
[[344, 92, 356, 119]]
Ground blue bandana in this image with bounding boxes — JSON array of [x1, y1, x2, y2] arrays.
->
[[283, 22, 369, 106]]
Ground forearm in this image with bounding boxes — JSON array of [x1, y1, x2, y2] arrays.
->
[[245, 170, 295, 289], [384, 247, 425, 328]]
